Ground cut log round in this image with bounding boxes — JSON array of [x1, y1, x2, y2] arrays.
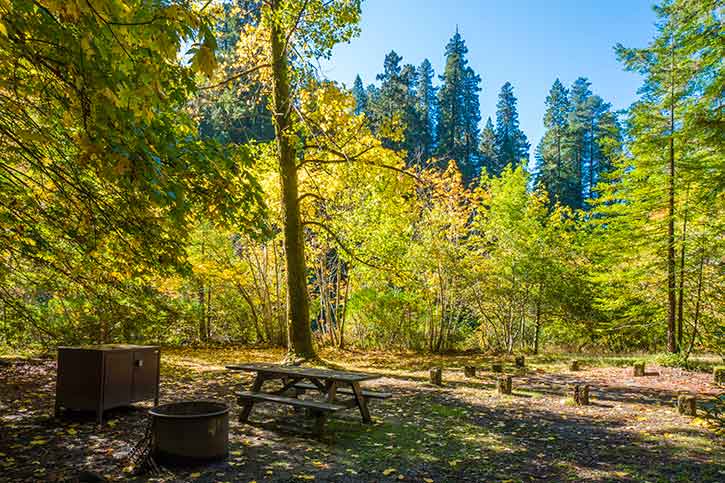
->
[[677, 393, 697, 416], [570, 384, 590, 405], [713, 367, 724, 385], [515, 356, 525, 368], [491, 363, 503, 373], [464, 366, 476, 378], [429, 367, 442, 386], [497, 375, 512, 395], [633, 362, 645, 377]]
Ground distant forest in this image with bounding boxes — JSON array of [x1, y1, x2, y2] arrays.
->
[[352, 31, 622, 210]]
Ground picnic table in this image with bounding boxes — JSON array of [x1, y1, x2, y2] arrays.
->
[[226, 363, 391, 433]]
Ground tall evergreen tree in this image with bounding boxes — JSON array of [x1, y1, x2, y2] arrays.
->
[[534, 79, 575, 205], [568, 77, 593, 208], [479, 117, 497, 175], [609, 0, 704, 353], [461, 67, 482, 180], [367, 51, 421, 164], [352, 74, 368, 115], [436, 30, 482, 184], [415, 59, 437, 165], [493, 82, 529, 175]]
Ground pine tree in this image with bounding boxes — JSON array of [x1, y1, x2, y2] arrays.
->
[[534, 79, 574, 205], [415, 59, 437, 165], [352, 74, 368, 115], [461, 67, 482, 181], [568, 77, 593, 209], [493, 82, 529, 175], [436, 30, 482, 184], [612, 0, 701, 353], [367, 51, 421, 163], [479, 117, 497, 176], [588, 0, 724, 355]]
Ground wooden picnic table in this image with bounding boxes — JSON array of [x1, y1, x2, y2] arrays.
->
[[226, 363, 391, 433]]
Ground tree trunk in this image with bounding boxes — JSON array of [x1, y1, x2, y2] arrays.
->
[[676, 185, 689, 351], [686, 246, 705, 357], [270, 1, 314, 361], [198, 279, 206, 343], [533, 300, 541, 355], [338, 266, 351, 349], [666, 39, 677, 354]]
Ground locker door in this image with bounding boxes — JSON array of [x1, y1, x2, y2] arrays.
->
[[102, 351, 133, 409], [131, 349, 159, 402]]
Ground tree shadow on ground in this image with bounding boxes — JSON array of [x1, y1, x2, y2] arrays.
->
[[2, 358, 723, 483]]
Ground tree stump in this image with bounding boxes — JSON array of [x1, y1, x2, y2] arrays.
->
[[677, 393, 697, 416], [633, 362, 645, 377], [570, 384, 590, 405], [497, 375, 512, 395], [515, 356, 525, 368], [429, 367, 442, 386], [569, 360, 580, 371], [714, 367, 725, 385], [491, 363, 503, 373], [464, 366, 476, 378]]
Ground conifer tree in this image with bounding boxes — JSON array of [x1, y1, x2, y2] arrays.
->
[[479, 117, 498, 176], [352, 74, 368, 115], [534, 79, 574, 205], [368, 51, 421, 164], [436, 30, 482, 184], [568, 77, 593, 209], [415, 59, 437, 165], [493, 82, 529, 174]]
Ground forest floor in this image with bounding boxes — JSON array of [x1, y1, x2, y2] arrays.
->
[[0, 347, 723, 483]]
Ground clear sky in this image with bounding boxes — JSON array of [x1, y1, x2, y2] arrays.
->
[[319, 0, 660, 156]]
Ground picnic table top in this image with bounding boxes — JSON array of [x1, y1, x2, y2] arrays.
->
[[226, 362, 381, 383]]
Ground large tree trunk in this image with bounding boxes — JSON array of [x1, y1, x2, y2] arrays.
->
[[666, 41, 678, 354], [270, 1, 315, 361]]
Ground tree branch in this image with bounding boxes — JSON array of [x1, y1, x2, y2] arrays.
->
[[200, 63, 271, 90]]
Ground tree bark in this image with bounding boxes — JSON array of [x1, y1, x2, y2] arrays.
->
[[533, 300, 541, 355], [676, 185, 689, 351], [269, 1, 315, 361], [666, 39, 677, 354]]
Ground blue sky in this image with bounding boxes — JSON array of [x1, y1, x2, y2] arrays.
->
[[320, 0, 660, 155]]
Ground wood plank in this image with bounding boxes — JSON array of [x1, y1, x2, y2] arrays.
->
[[226, 363, 381, 383], [237, 391, 346, 412], [293, 382, 392, 399]]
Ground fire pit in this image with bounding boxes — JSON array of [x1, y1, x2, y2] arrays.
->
[[149, 400, 229, 464]]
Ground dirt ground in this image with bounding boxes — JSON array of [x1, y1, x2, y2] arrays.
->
[[1, 348, 723, 483]]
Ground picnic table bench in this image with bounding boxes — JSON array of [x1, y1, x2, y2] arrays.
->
[[226, 363, 391, 434]]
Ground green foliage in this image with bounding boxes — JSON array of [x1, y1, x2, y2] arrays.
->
[[492, 82, 529, 174], [654, 352, 693, 369]]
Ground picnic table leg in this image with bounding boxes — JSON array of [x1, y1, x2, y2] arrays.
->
[[350, 382, 372, 424], [239, 373, 266, 423], [313, 411, 327, 435], [326, 381, 339, 403]]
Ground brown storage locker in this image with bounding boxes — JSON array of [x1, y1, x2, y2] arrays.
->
[[55, 344, 160, 424]]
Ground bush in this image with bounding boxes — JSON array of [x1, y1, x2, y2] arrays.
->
[[654, 352, 692, 370]]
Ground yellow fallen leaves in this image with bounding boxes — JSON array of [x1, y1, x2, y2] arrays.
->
[[383, 468, 397, 476], [190, 472, 202, 478]]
